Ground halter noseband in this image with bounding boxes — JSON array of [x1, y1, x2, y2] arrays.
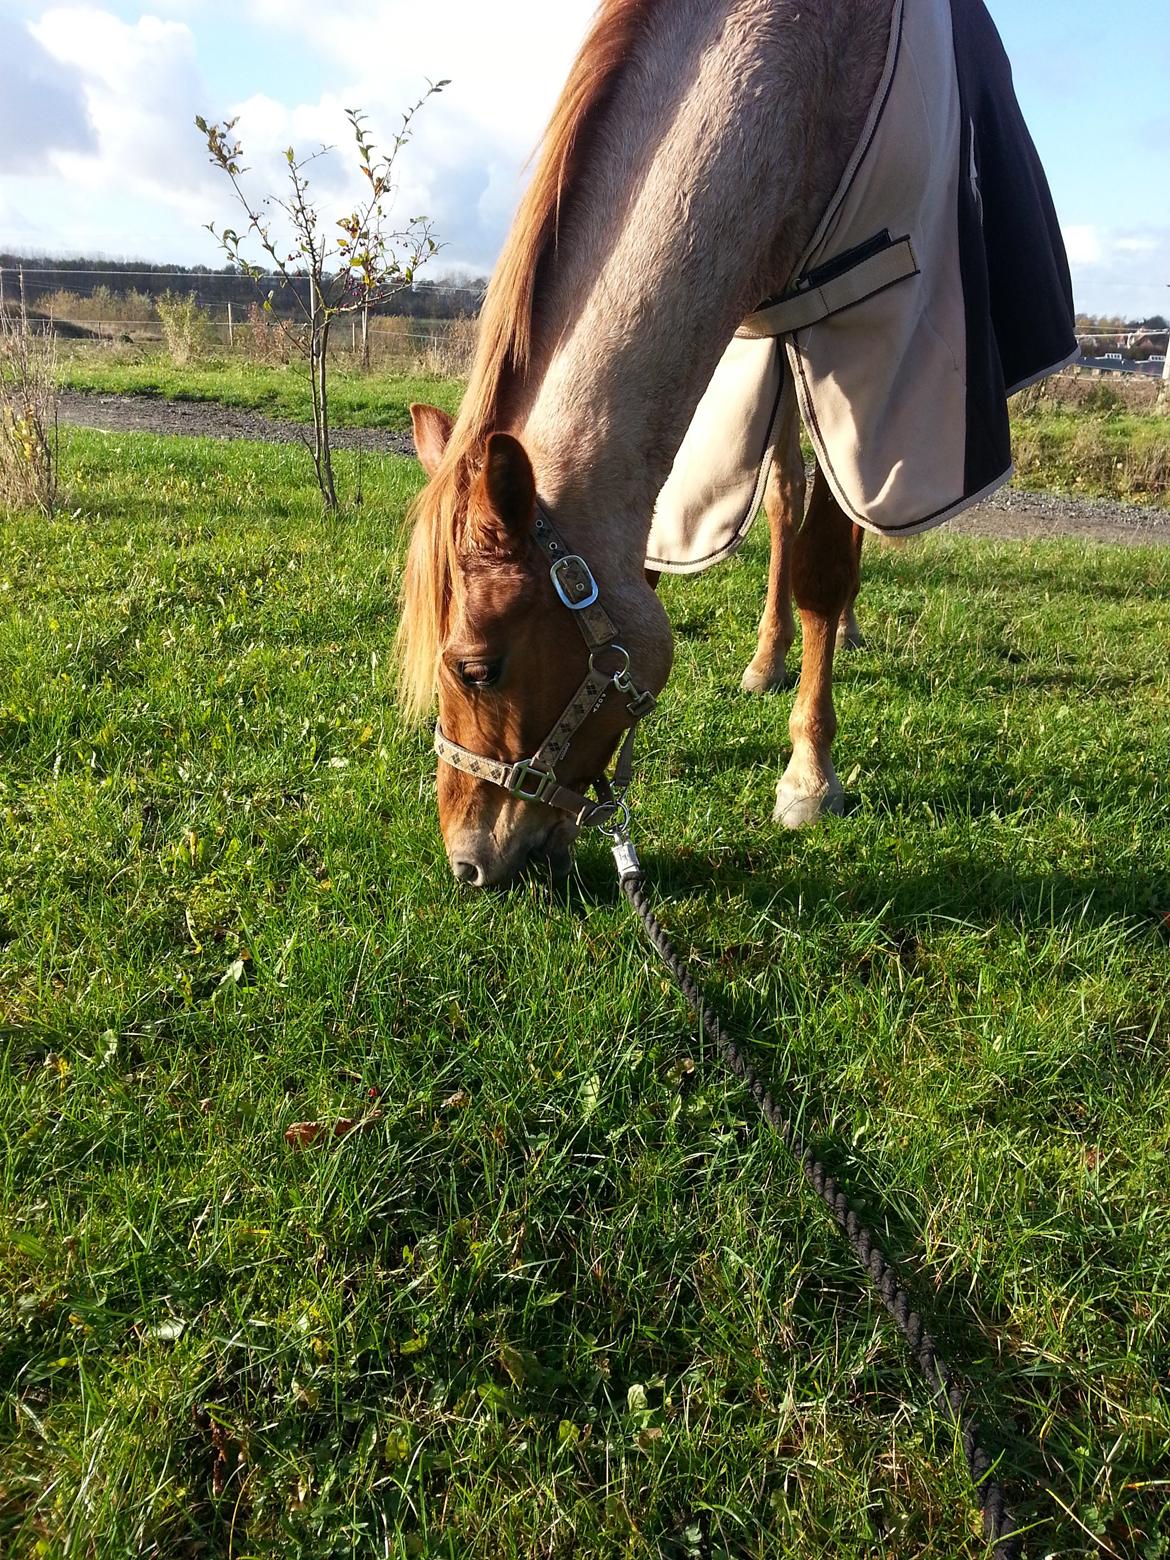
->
[[433, 501, 656, 831]]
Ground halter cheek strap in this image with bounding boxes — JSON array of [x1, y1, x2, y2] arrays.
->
[[433, 501, 656, 829]]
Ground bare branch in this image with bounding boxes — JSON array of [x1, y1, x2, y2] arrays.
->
[[195, 94, 443, 511]]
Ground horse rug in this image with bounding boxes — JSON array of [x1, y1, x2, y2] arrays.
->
[[646, 0, 1078, 574]]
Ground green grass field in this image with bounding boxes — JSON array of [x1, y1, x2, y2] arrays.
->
[[2, 429, 1169, 1558], [56, 355, 463, 430], [55, 352, 1170, 509]]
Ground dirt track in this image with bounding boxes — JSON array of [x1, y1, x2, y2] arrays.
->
[[58, 389, 1170, 546]]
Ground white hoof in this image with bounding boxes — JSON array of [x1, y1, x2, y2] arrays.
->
[[741, 660, 795, 695], [835, 626, 865, 652], [773, 779, 845, 829]]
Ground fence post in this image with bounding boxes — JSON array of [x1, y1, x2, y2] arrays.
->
[[361, 302, 370, 372], [227, 301, 234, 349]]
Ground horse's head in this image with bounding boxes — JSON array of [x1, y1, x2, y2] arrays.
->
[[399, 403, 672, 888]]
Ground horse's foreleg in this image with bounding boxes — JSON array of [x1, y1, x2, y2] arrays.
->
[[741, 379, 803, 693], [835, 523, 866, 651], [775, 467, 857, 828]]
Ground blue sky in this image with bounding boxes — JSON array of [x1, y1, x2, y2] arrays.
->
[[991, 0, 1169, 316], [1, 0, 1167, 319]]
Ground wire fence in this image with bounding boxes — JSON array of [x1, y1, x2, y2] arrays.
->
[[4, 273, 1167, 384], [42, 317, 457, 346], [0, 266, 487, 329], [13, 309, 481, 375], [35, 319, 1166, 378]]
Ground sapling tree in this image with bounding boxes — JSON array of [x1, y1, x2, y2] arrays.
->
[[197, 89, 445, 510]]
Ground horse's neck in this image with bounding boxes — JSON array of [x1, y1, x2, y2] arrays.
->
[[517, 0, 892, 579]]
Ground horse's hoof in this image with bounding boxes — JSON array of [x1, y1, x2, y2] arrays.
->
[[773, 782, 845, 829], [741, 661, 794, 694], [835, 627, 865, 652]]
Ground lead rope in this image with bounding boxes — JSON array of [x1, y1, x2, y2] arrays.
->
[[612, 841, 1024, 1558]]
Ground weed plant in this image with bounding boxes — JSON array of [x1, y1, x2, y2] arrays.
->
[[0, 307, 56, 516]]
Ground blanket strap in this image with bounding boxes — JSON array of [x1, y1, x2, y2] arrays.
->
[[737, 234, 919, 339]]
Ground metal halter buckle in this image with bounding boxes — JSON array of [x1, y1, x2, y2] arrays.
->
[[506, 759, 558, 804], [550, 555, 600, 611]]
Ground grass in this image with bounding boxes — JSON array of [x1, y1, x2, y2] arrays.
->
[[55, 352, 1170, 510], [2, 429, 1169, 1558], [1011, 401, 1169, 507], [55, 353, 463, 429]]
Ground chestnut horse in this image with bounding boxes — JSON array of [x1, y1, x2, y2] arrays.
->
[[399, 0, 894, 885], [724, 383, 865, 698]]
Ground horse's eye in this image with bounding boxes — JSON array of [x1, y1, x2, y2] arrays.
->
[[458, 658, 502, 688]]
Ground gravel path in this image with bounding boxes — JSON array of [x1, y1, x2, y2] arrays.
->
[[58, 389, 1169, 545], [945, 485, 1169, 548]]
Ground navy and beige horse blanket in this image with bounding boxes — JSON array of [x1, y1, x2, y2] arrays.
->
[[647, 0, 1078, 572]]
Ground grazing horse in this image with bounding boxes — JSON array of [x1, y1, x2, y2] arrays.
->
[[399, 0, 1075, 886], [648, 385, 865, 697], [732, 385, 865, 698]]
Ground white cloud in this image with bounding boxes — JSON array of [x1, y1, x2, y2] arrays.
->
[[1062, 224, 1104, 267], [28, 7, 222, 228], [227, 1, 598, 272], [1114, 236, 1158, 257], [1063, 223, 1170, 319], [0, 15, 94, 172], [6, 0, 600, 270], [5, 0, 1164, 325]]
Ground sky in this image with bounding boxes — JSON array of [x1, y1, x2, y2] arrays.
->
[[1, 0, 1167, 320]]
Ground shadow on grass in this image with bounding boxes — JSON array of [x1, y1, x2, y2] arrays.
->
[[573, 835, 1168, 933], [546, 834, 1169, 1552]]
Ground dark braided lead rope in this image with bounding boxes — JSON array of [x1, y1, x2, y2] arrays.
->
[[621, 872, 1023, 1559]]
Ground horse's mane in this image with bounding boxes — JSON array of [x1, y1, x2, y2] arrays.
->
[[397, 0, 660, 718]]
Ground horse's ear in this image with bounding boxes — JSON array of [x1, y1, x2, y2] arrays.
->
[[469, 432, 536, 551], [410, 403, 454, 477]]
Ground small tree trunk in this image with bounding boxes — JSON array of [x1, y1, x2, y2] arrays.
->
[[312, 306, 337, 511]]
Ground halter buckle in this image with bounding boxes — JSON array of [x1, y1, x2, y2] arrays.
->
[[550, 555, 600, 611], [506, 759, 559, 804]]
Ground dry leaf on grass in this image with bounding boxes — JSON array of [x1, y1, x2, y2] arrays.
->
[[284, 1112, 382, 1149]]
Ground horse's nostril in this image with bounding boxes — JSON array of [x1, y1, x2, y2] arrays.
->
[[451, 858, 485, 887]]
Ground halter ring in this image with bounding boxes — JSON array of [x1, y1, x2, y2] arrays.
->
[[588, 643, 632, 690]]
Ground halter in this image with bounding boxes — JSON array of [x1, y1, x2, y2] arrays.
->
[[433, 501, 657, 834]]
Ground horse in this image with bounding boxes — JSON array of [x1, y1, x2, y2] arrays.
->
[[398, 0, 1075, 887]]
